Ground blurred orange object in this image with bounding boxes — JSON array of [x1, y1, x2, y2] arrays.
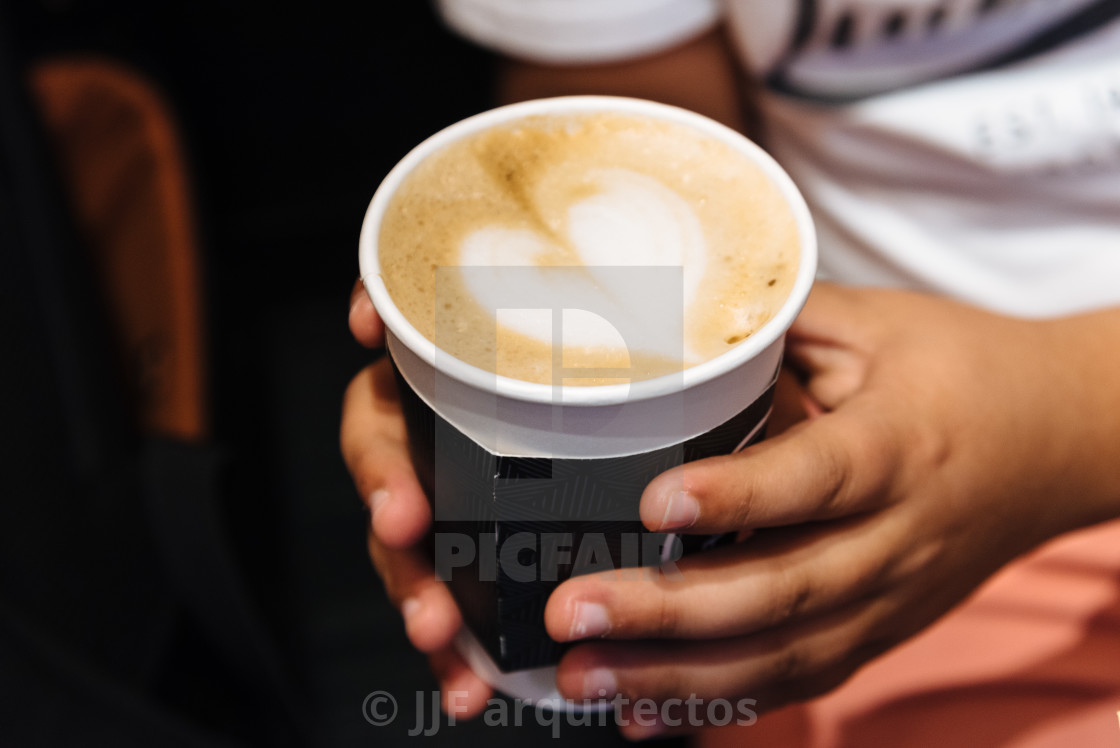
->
[[32, 59, 207, 442]]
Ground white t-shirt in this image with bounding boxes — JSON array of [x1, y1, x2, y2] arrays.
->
[[437, 0, 1120, 318]]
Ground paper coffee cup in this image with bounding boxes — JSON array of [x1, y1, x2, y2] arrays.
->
[[358, 96, 817, 709]]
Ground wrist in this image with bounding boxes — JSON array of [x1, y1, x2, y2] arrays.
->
[[1037, 310, 1120, 530]]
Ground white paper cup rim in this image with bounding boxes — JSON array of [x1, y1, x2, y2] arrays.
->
[[359, 96, 817, 407]]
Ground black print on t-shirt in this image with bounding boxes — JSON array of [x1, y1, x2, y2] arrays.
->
[[766, 0, 1120, 102]]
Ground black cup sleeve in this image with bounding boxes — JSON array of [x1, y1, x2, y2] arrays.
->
[[393, 362, 779, 672]]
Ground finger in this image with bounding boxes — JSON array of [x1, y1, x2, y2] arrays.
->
[[350, 278, 384, 348], [546, 515, 901, 643], [429, 647, 493, 718], [784, 283, 876, 410], [341, 361, 429, 548], [786, 338, 869, 411], [554, 594, 898, 708], [639, 395, 899, 533], [368, 532, 462, 654]]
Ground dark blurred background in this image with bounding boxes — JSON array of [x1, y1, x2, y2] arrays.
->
[[0, 1, 654, 745]]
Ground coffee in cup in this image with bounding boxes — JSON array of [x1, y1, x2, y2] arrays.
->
[[377, 110, 799, 386]]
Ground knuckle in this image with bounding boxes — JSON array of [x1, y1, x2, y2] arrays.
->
[[896, 538, 944, 582], [653, 590, 682, 638], [823, 415, 898, 513], [902, 421, 952, 489], [812, 437, 851, 516], [785, 580, 814, 622], [769, 645, 807, 684], [777, 621, 895, 704], [765, 562, 814, 627], [726, 485, 756, 530], [694, 455, 755, 529]]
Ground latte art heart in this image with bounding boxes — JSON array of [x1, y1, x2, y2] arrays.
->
[[459, 168, 705, 362], [564, 169, 706, 310], [378, 111, 800, 385]]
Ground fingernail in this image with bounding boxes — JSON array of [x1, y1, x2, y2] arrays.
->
[[581, 667, 618, 700], [569, 601, 610, 640], [369, 488, 390, 524], [658, 490, 699, 531], [401, 597, 421, 624]]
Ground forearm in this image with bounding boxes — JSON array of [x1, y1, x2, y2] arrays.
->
[[496, 28, 754, 134]]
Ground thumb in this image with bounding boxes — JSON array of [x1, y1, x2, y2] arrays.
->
[[640, 395, 899, 533]]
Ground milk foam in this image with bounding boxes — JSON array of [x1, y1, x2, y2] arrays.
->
[[459, 168, 706, 362], [377, 111, 800, 385]]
